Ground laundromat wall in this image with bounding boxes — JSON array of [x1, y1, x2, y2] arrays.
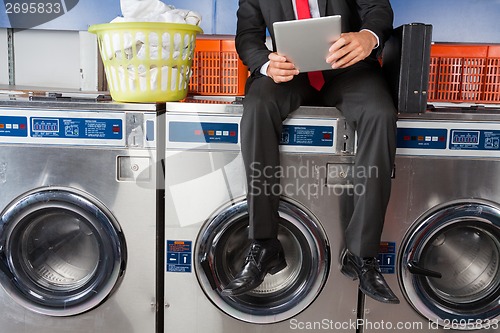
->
[[0, 0, 499, 90]]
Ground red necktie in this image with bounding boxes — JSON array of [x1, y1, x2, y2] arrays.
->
[[295, 0, 325, 91]]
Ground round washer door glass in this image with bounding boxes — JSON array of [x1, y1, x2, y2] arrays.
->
[[399, 199, 500, 329], [195, 199, 329, 324], [0, 187, 126, 316]]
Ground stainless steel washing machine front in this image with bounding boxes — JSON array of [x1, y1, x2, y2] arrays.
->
[[164, 103, 360, 332], [0, 101, 160, 333], [362, 111, 500, 333]]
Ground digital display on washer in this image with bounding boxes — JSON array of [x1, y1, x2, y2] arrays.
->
[[169, 121, 238, 144], [280, 125, 334, 147], [397, 127, 447, 149], [30, 117, 122, 139], [0, 116, 28, 137], [450, 129, 500, 151]]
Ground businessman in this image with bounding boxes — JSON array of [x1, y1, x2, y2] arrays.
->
[[221, 0, 399, 304]]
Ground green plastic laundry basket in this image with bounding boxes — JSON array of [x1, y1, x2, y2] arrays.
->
[[89, 22, 203, 103]]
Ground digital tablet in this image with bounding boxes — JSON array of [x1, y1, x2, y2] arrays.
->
[[273, 15, 341, 72]]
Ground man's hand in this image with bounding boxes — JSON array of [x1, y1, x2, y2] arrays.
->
[[266, 52, 299, 83], [326, 30, 377, 69]]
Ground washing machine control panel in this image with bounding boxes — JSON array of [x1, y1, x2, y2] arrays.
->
[[450, 129, 500, 150], [0, 115, 28, 137], [0, 109, 156, 148], [30, 116, 122, 139], [166, 113, 354, 154], [397, 127, 447, 150], [397, 120, 500, 157], [169, 121, 238, 144], [280, 118, 334, 152]]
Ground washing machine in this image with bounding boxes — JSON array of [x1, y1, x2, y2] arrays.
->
[[362, 105, 500, 332], [163, 101, 362, 332], [0, 93, 161, 333]]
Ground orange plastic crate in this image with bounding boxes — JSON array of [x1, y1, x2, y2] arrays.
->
[[428, 44, 500, 103], [484, 46, 500, 103], [189, 37, 248, 96]]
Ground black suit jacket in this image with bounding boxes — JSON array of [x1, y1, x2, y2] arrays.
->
[[235, 0, 394, 75]]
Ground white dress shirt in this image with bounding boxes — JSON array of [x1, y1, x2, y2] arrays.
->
[[260, 0, 380, 75]]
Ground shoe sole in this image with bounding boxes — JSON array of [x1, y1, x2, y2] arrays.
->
[[359, 285, 400, 304]]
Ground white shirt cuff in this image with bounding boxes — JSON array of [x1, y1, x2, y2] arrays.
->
[[361, 29, 380, 49], [260, 60, 271, 76]]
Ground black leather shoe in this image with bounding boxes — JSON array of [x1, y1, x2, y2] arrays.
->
[[341, 249, 400, 304], [221, 239, 287, 297], [340, 248, 358, 280]]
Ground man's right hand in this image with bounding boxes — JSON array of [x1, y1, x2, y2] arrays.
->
[[266, 52, 299, 83]]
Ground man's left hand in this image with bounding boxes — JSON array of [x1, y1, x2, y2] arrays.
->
[[326, 30, 377, 69]]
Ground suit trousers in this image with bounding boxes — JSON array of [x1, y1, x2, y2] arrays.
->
[[240, 59, 397, 258]]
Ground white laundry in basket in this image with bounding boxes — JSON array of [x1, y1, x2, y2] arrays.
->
[[107, 0, 202, 93]]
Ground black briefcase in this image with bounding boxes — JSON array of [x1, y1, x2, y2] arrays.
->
[[382, 23, 433, 114]]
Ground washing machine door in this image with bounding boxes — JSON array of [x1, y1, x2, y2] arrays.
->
[[195, 198, 329, 324], [0, 187, 126, 316], [399, 199, 500, 329]]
